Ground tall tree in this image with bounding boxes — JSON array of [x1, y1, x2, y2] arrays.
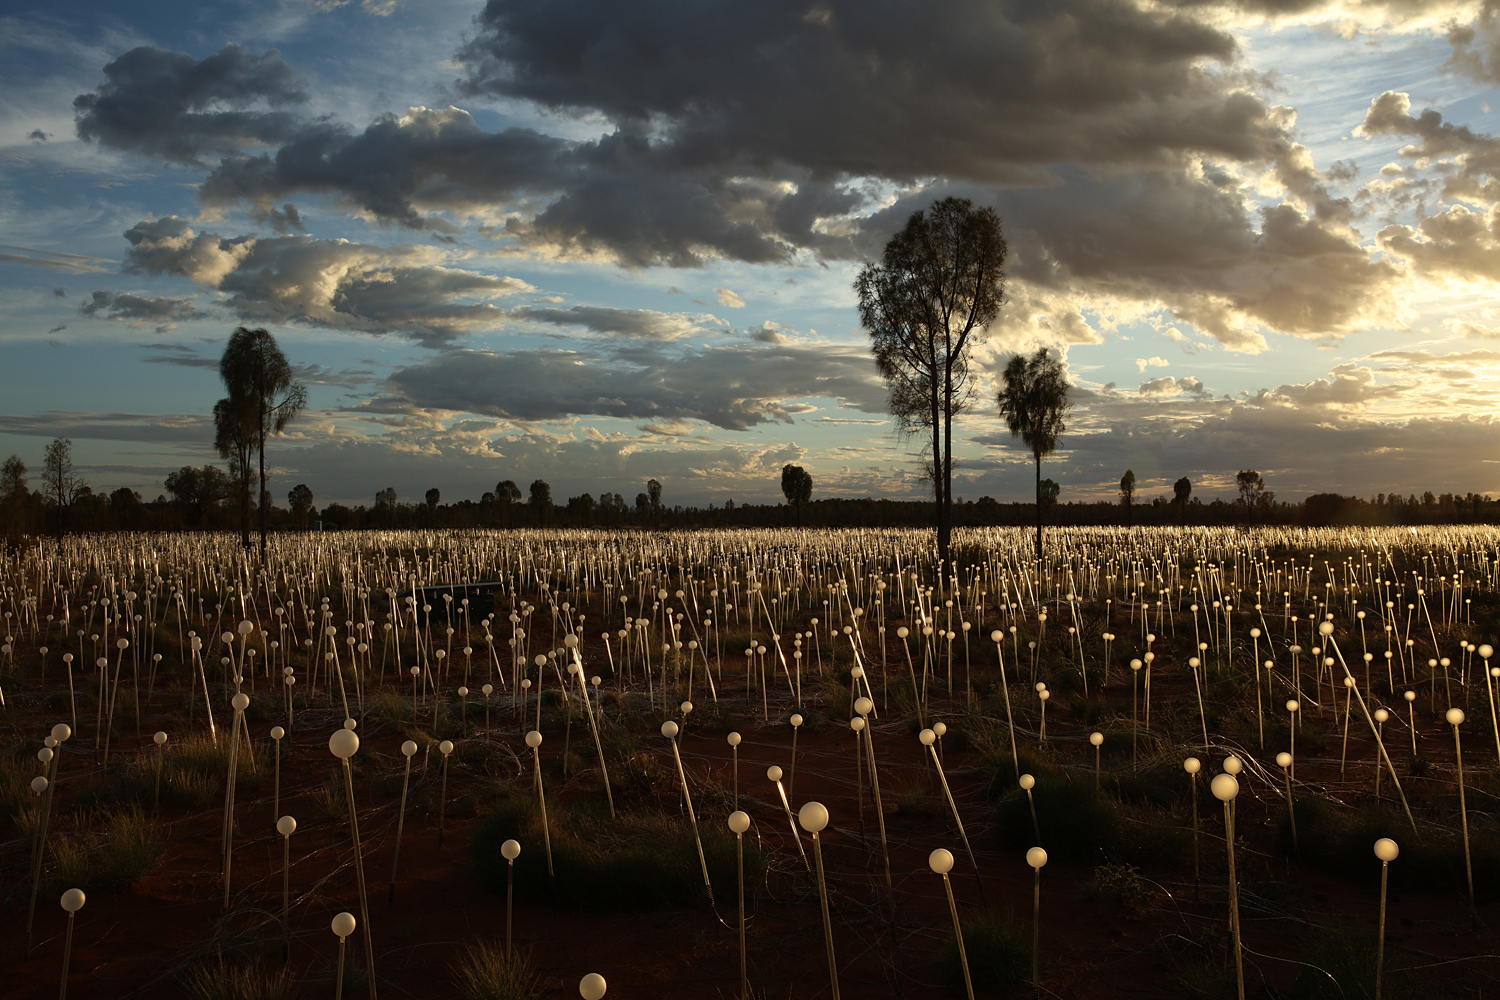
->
[[1, 455, 28, 538], [529, 479, 553, 526], [287, 483, 314, 528], [1119, 469, 1136, 525], [856, 196, 1006, 569], [781, 464, 813, 527], [425, 487, 440, 514], [42, 438, 88, 539], [566, 493, 595, 526], [494, 480, 521, 528], [166, 465, 231, 527], [647, 478, 663, 527], [996, 348, 1071, 562], [218, 327, 307, 559], [1236, 470, 1273, 522], [375, 487, 398, 527], [1038, 478, 1059, 510], [1173, 476, 1192, 524], [213, 395, 257, 547]]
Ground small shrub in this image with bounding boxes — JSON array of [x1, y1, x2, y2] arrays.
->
[[1274, 794, 1500, 899], [935, 911, 1027, 994], [372, 690, 413, 727], [472, 792, 764, 909], [1288, 929, 1409, 1000], [1090, 862, 1150, 911], [47, 805, 164, 892], [451, 942, 543, 1000], [180, 957, 297, 1000], [993, 772, 1117, 863]]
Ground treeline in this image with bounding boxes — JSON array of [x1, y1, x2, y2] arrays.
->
[[4, 466, 1499, 539]]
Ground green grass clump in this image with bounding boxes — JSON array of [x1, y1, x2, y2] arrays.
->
[[934, 911, 1028, 994], [48, 804, 164, 891], [1275, 794, 1500, 899], [372, 689, 413, 727], [472, 792, 763, 909], [992, 771, 1117, 862], [1288, 929, 1409, 1000], [180, 957, 297, 1000], [451, 942, 543, 1000]]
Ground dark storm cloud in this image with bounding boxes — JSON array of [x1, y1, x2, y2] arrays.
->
[[377, 343, 885, 430], [457, 0, 1270, 176], [511, 304, 720, 340], [198, 106, 571, 232], [70, 2, 1442, 349], [74, 44, 306, 166], [121, 217, 532, 347], [137, 0, 1298, 269], [864, 169, 1398, 351], [80, 289, 205, 323]]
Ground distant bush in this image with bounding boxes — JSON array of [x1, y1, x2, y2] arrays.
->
[[472, 792, 763, 909], [934, 911, 1027, 994]]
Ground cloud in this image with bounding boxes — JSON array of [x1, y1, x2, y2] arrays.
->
[[0, 410, 213, 444], [1135, 356, 1169, 372], [374, 342, 885, 431], [511, 305, 718, 341], [457, 0, 1270, 183], [0, 244, 115, 273], [749, 320, 794, 343], [28, 129, 49, 142], [1138, 374, 1207, 397], [968, 354, 1500, 501], [80, 289, 205, 323], [121, 217, 532, 346], [73, 44, 307, 165], [1448, 319, 1500, 340], [198, 104, 572, 233], [65, 13, 1405, 353]]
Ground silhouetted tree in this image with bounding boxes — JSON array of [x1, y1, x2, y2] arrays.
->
[[566, 493, 595, 526], [494, 479, 521, 527], [2, 455, 28, 537], [109, 487, 142, 529], [213, 396, 257, 547], [375, 486, 397, 527], [1119, 469, 1136, 525], [1236, 470, 1273, 522], [1173, 476, 1192, 523], [218, 327, 306, 558], [781, 464, 813, 526], [647, 478, 663, 526], [856, 196, 1006, 569], [996, 348, 1070, 561], [43, 437, 88, 539], [425, 487, 440, 514], [288, 483, 314, 527], [529, 479, 552, 526], [1039, 478, 1059, 510]]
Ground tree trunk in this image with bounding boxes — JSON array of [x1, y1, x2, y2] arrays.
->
[[239, 470, 250, 550], [1034, 453, 1043, 563], [933, 383, 946, 572], [942, 363, 954, 583], [258, 403, 268, 561]]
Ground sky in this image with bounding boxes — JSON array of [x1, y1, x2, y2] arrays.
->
[[5, 0, 1500, 510]]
